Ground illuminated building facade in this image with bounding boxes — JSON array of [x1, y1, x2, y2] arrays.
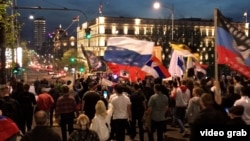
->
[[76, 16, 249, 66], [33, 18, 46, 51]]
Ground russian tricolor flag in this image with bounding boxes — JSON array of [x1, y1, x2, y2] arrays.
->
[[104, 37, 154, 68]]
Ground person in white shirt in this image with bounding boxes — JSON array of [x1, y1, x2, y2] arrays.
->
[[175, 80, 191, 134], [234, 86, 250, 125], [109, 84, 131, 141]]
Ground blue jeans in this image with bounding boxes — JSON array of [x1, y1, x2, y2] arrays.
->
[[175, 107, 186, 132]]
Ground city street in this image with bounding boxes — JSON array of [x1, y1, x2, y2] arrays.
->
[[24, 68, 74, 85], [17, 125, 189, 141], [16, 117, 189, 141], [19, 69, 190, 141]]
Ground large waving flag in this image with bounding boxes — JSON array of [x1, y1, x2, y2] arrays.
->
[[141, 56, 171, 78], [104, 37, 154, 81], [106, 62, 147, 82], [216, 9, 250, 78], [104, 37, 154, 68], [168, 43, 193, 77]]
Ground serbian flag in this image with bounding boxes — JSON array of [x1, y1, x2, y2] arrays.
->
[[216, 9, 250, 78], [142, 56, 171, 78], [168, 43, 193, 77]]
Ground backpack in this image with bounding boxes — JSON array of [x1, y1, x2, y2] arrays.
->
[[90, 116, 110, 141]]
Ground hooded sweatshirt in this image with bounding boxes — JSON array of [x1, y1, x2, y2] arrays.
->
[[175, 85, 191, 107]]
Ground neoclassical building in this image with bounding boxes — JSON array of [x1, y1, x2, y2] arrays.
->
[[76, 16, 249, 66]]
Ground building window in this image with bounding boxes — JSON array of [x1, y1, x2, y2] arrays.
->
[[139, 30, 144, 35], [127, 29, 135, 35], [105, 29, 112, 34], [117, 29, 123, 35]]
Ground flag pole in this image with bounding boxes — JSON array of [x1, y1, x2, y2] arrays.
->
[[214, 8, 219, 81], [81, 44, 92, 72], [214, 8, 221, 105]]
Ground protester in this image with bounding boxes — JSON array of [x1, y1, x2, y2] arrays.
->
[[68, 114, 100, 141], [82, 81, 101, 121], [147, 84, 169, 141], [55, 85, 77, 141], [0, 84, 20, 130], [20, 110, 61, 141], [233, 86, 250, 124], [16, 84, 37, 134], [227, 105, 246, 125], [109, 84, 131, 141], [190, 93, 227, 141], [90, 100, 113, 141], [129, 83, 146, 141], [0, 114, 20, 141]]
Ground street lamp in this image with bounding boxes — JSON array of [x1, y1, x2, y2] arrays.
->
[[153, 2, 174, 40]]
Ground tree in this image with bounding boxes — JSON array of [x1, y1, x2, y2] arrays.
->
[[55, 48, 87, 71], [0, 0, 20, 84]]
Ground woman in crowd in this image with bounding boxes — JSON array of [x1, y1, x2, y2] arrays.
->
[[68, 114, 99, 141], [90, 100, 113, 141]]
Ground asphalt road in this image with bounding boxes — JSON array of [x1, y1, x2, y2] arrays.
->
[[17, 121, 189, 141], [24, 69, 73, 84]]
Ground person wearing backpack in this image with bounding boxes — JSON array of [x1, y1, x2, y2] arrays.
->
[[90, 100, 113, 141]]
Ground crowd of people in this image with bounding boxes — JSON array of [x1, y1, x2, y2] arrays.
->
[[0, 74, 249, 141]]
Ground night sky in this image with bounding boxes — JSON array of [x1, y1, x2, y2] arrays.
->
[[17, 0, 249, 41]]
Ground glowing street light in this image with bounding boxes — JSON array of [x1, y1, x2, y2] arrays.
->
[[153, 2, 174, 40], [29, 15, 34, 20]]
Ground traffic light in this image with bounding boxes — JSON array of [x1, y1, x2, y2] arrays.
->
[[85, 28, 91, 39], [13, 69, 18, 74], [70, 57, 75, 63], [79, 67, 84, 72], [13, 64, 21, 74]]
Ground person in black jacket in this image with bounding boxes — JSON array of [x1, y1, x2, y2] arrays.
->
[[21, 110, 61, 141], [190, 93, 228, 141], [0, 84, 21, 129], [227, 105, 246, 125], [17, 84, 37, 134]]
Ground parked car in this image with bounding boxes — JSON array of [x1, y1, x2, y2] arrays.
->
[[59, 71, 66, 77], [51, 73, 61, 79], [48, 71, 55, 75]]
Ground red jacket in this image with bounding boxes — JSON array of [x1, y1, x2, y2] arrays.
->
[[37, 93, 54, 111]]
